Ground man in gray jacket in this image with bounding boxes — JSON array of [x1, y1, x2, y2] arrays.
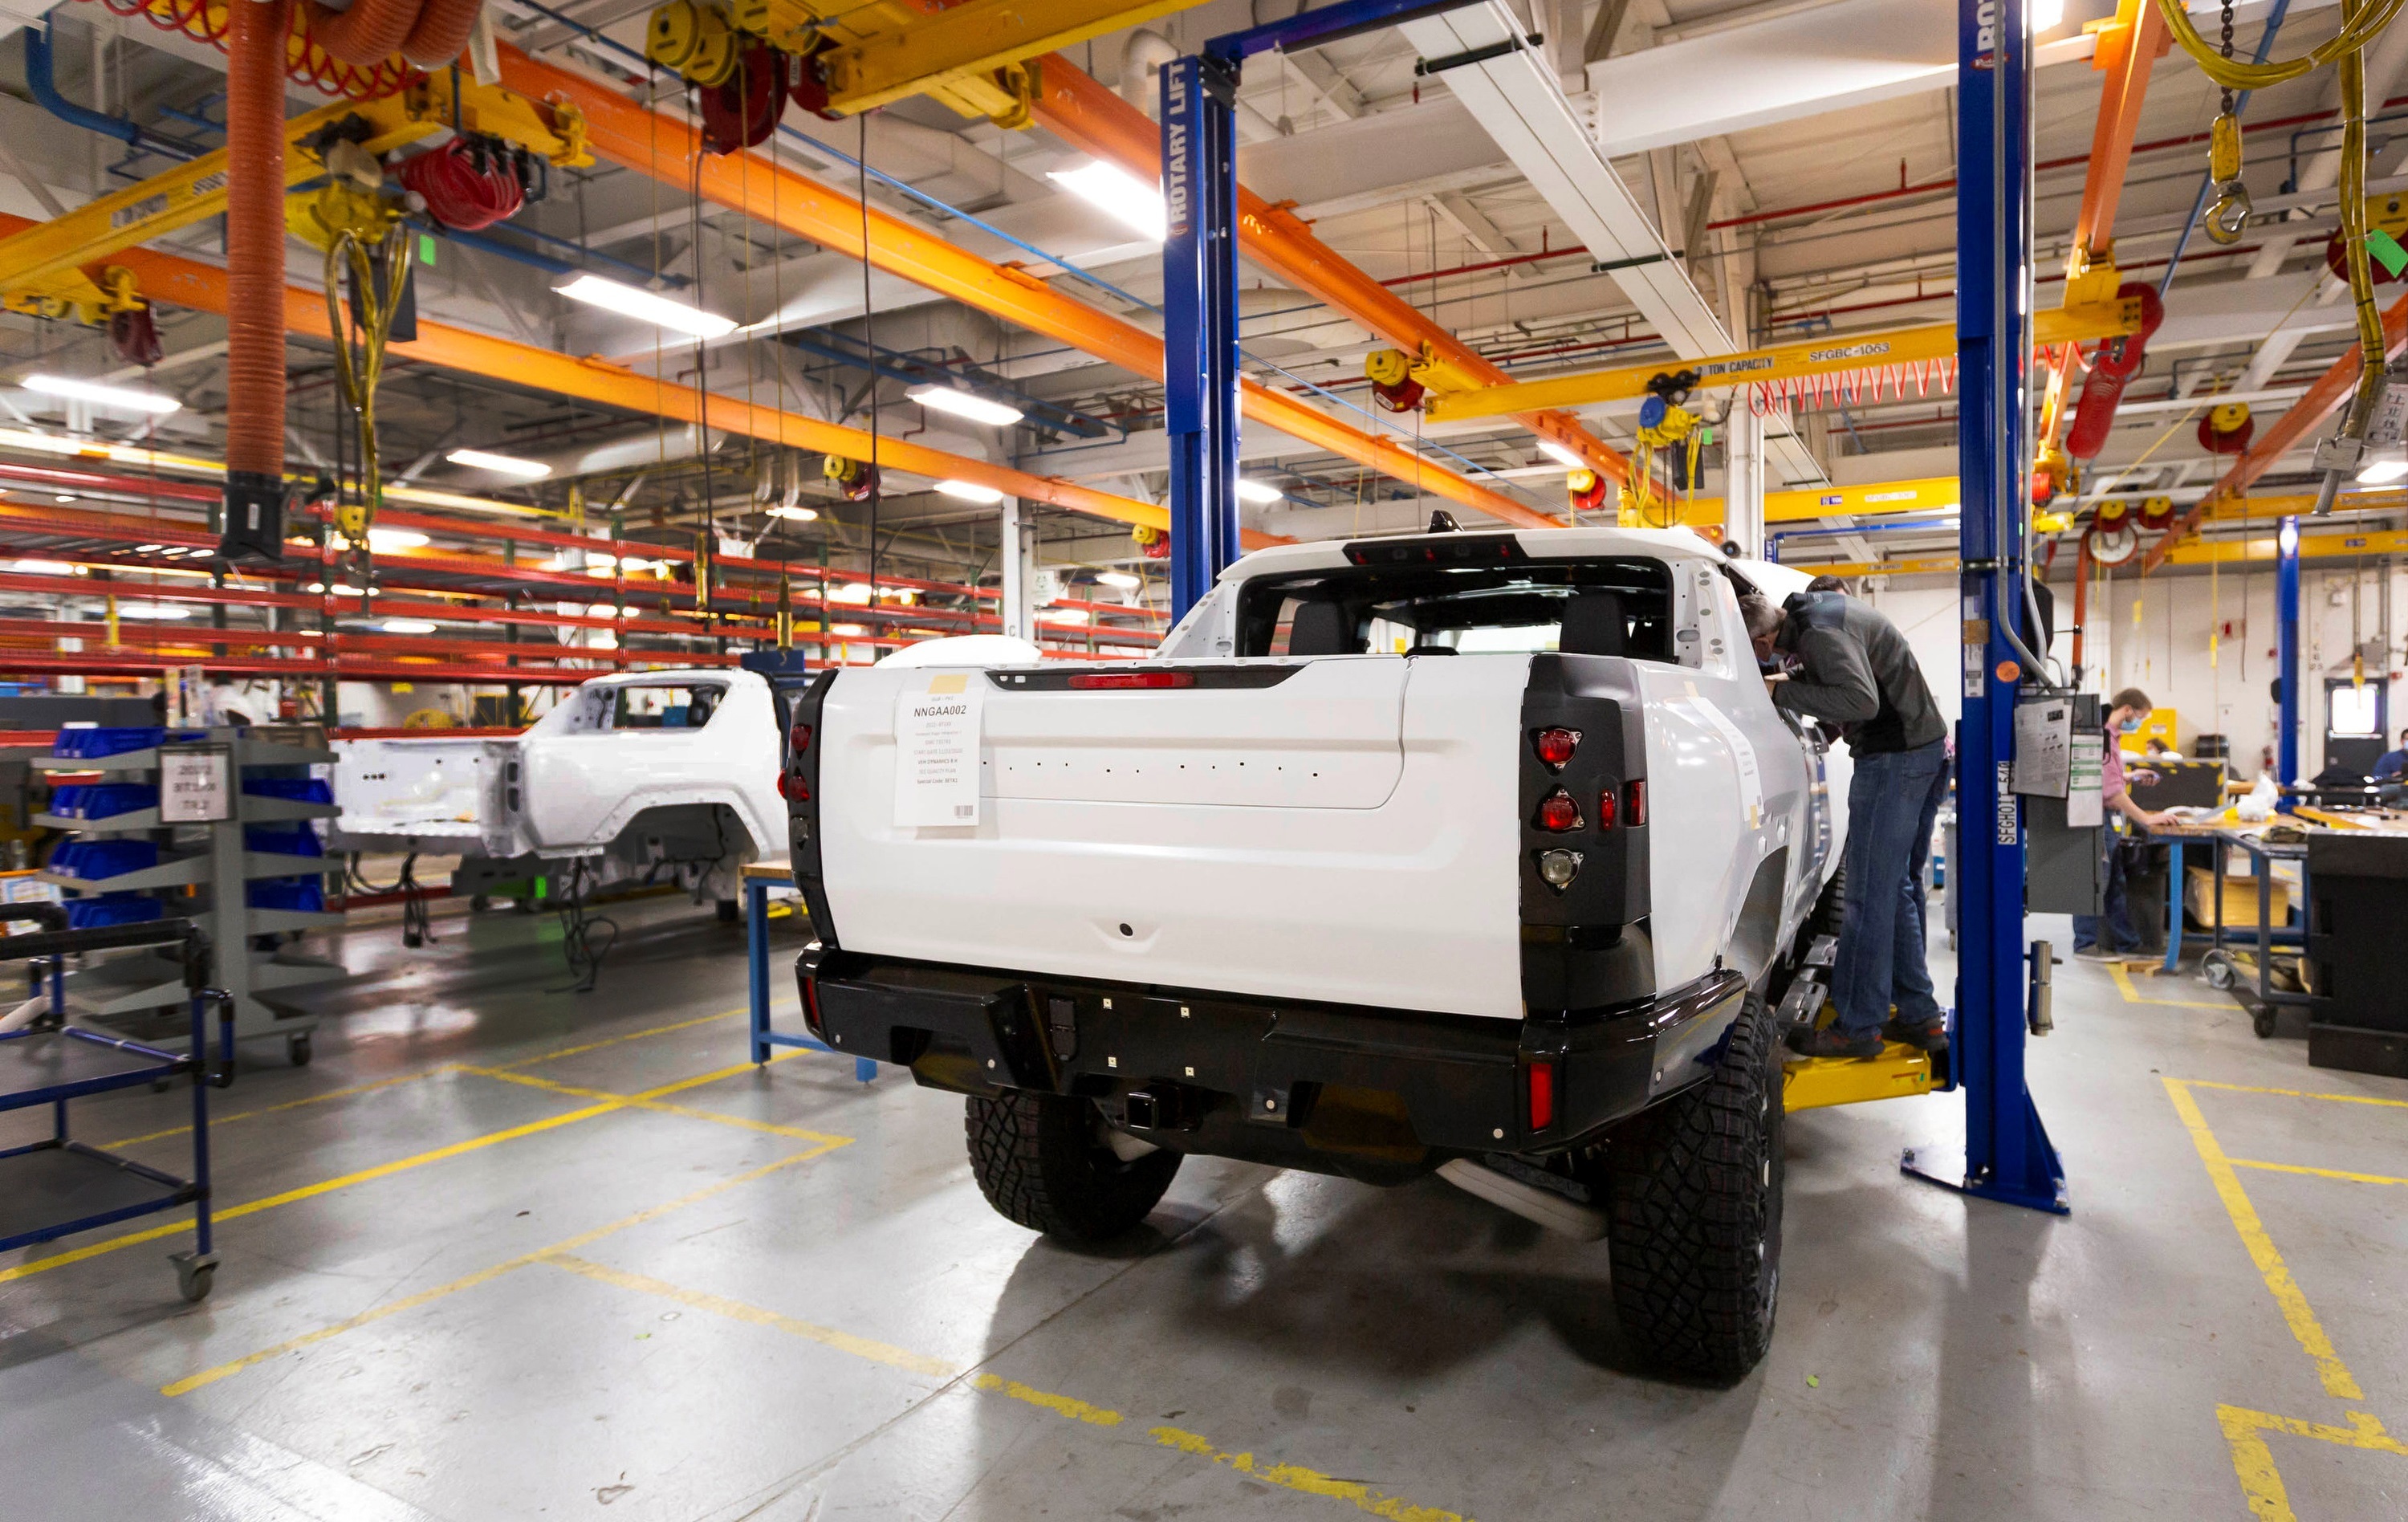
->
[[1743, 588, 1950, 1058]]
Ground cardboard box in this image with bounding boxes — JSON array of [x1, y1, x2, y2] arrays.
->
[[2186, 865, 2291, 927]]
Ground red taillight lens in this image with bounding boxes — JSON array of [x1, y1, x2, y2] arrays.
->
[[1627, 778, 1647, 826], [778, 771, 810, 802], [1527, 1060, 1556, 1130], [787, 723, 813, 755], [1536, 787, 1583, 832], [1597, 786, 1617, 829], [1066, 670, 1196, 690], [1534, 726, 1580, 769], [801, 976, 825, 1038]]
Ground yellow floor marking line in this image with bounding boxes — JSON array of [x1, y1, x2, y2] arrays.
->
[[545, 1254, 955, 1378], [2231, 1158, 2408, 1187], [101, 1067, 454, 1149], [539, 1257, 1474, 1521], [2216, 1404, 2408, 1521], [2181, 1078, 2408, 1111], [2107, 962, 2231, 1010], [2162, 1078, 2365, 1400], [493, 1006, 753, 1069], [1149, 1426, 1470, 1522], [6, 1052, 831, 1287], [458, 1064, 842, 1143], [159, 1142, 845, 1397]]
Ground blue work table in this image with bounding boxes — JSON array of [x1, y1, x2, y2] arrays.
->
[[743, 861, 876, 1080]]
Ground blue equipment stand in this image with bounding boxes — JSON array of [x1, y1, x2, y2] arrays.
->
[[746, 869, 875, 1080], [0, 912, 234, 1300], [2276, 515, 2301, 808], [1902, 0, 2068, 1215]]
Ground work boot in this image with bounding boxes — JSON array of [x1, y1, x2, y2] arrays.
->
[[1785, 1023, 1883, 1060], [1882, 1015, 1948, 1051]]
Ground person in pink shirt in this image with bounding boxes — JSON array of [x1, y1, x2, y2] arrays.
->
[[2075, 687, 2176, 959]]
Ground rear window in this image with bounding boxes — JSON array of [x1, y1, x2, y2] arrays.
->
[[1233, 556, 1677, 661], [553, 682, 728, 733]]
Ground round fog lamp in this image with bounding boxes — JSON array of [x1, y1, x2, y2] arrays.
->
[[1537, 848, 1584, 889]]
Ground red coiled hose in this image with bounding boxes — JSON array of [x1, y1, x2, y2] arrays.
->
[[398, 140, 526, 230], [2065, 283, 2165, 462], [225, 0, 289, 484], [88, 0, 417, 101]]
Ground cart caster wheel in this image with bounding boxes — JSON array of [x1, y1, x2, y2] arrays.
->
[[2251, 1007, 2277, 1040], [171, 1251, 218, 1303], [2203, 952, 2237, 991], [287, 1032, 312, 1067], [470, 894, 491, 913]]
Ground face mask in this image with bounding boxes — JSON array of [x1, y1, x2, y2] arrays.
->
[[2117, 716, 2142, 734]]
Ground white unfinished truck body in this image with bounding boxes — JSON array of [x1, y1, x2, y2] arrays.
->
[[332, 668, 799, 911], [786, 527, 1853, 1378]]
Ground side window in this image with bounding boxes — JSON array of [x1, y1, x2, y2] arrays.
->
[[596, 684, 727, 731]]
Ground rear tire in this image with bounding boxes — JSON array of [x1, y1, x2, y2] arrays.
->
[[1605, 991, 1784, 1381], [1808, 864, 1846, 941], [964, 1090, 1181, 1243]]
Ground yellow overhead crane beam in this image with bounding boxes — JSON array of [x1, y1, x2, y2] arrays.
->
[[813, 0, 1202, 116], [0, 72, 589, 324], [1422, 301, 2146, 424]]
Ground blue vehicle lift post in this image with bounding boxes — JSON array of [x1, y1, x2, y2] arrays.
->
[[1903, 0, 2067, 1215], [2276, 515, 2302, 808], [1164, 0, 1483, 617]]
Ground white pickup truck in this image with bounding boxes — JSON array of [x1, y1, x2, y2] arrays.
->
[[333, 666, 807, 918], [786, 527, 1849, 1378]]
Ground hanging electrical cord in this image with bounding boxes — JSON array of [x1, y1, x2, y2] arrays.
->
[[549, 858, 618, 995], [2154, 0, 2402, 512], [323, 226, 409, 585]]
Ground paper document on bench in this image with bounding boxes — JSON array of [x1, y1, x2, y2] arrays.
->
[[895, 674, 983, 828]]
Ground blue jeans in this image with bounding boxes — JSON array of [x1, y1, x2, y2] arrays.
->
[[2072, 828, 2140, 952], [1832, 739, 1950, 1039]]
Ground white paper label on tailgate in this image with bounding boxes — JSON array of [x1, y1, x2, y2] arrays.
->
[[895, 675, 982, 828]]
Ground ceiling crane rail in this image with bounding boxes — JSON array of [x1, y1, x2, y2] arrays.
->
[[1422, 304, 2144, 424]]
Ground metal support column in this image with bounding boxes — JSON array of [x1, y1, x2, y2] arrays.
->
[[1903, 0, 2066, 1215], [1161, 53, 1241, 620], [999, 494, 1031, 640], [2277, 515, 2301, 806], [1725, 405, 1767, 558]]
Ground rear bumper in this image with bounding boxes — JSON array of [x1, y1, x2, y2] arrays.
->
[[798, 948, 1746, 1174]]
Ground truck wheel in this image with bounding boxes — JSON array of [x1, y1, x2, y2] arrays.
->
[[1605, 991, 1784, 1381], [964, 1090, 1181, 1244], [1808, 864, 1846, 941]]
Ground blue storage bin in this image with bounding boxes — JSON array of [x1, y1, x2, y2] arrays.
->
[[245, 826, 324, 858], [51, 726, 164, 759], [242, 777, 336, 805], [47, 784, 85, 817], [49, 839, 160, 881], [66, 896, 165, 929], [248, 878, 325, 913], [59, 783, 158, 820]]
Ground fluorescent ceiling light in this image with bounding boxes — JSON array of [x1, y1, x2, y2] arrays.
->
[[1536, 440, 1585, 470], [2031, 0, 2065, 30], [446, 448, 551, 480], [53, 494, 75, 503], [766, 503, 820, 521], [1235, 479, 1284, 504], [22, 373, 181, 415], [2356, 458, 2408, 484], [908, 385, 1023, 428], [116, 602, 190, 620], [1047, 607, 1092, 625], [1095, 569, 1140, 589], [11, 559, 75, 574], [1047, 161, 1168, 242], [832, 622, 868, 636], [934, 478, 1005, 504], [829, 582, 874, 604], [380, 618, 439, 634], [367, 527, 429, 551], [553, 274, 736, 339], [134, 543, 164, 553]]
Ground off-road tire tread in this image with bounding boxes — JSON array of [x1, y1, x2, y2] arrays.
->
[[1606, 991, 1784, 1380], [1809, 864, 1846, 941], [964, 1089, 1180, 1243]]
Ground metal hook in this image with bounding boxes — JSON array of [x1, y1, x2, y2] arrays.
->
[[2205, 180, 2253, 246]]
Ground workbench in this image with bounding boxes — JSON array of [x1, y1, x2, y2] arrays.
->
[[742, 861, 875, 1081]]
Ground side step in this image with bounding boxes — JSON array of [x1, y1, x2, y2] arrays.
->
[[1436, 1158, 1607, 1240]]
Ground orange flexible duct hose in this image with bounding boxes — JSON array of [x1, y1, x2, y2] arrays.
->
[[397, 0, 482, 68], [225, 0, 288, 485], [297, 0, 421, 68]]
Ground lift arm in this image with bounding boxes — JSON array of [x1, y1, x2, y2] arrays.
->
[[1422, 303, 2143, 423], [0, 72, 590, 324]]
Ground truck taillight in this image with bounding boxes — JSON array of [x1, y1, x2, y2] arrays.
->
[[1536, 787, 1583, 832], [1066, 670, 1196, 690], [1596, 786, 1617, 829], [1533, 726, 1580, 770], [1527, 1059, 1556, 1130], [787, 723, 813, 755], [801, 975, 825, 1038], [779, 771, 810, 802], [1626, 779, 1647, 826]]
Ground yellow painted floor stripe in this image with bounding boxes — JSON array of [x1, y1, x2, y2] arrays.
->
[[1148, 1426, 1470, 1522], [4, 1051, 826, 1286], [160, 1142, 845, 1397], [2107, 962, 2231, 1010], [546, 1254, 956, 1379], [971, 1373, 1122, 1426], [2182, 1078, 2408, 1111], [458, 1064, 843, 1143], [491, 1006, 752, 1070], [2162, 1078, 2365, 1401], [2231, 1158, 2408, 1188], [2217, 1405, 2408, 1522]]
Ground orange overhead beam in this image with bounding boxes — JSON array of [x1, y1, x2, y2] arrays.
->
[[0, 216, 1279, 551], [1025, 64, 1629, 486], [493, 46, 1557, 531], [2142, 291, 2408, 573]]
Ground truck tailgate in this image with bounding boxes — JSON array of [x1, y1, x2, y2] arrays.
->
[[817, 656, 1524, 1019]]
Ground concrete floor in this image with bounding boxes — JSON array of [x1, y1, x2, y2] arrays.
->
[[3, 897, 2405, 1521]]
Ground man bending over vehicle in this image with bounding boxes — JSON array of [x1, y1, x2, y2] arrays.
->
[[1743, 588, 1950, 1059]]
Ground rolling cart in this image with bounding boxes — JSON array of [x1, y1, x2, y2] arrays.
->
[[0, 908, 233, 1301]]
